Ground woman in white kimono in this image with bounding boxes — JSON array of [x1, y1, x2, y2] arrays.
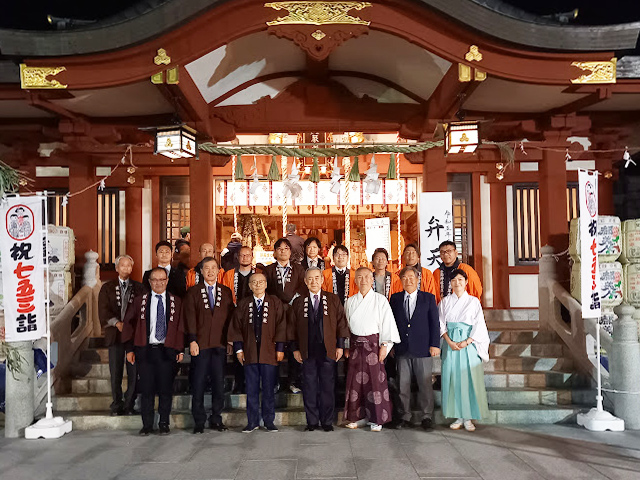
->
[[439, 269, 489, 431]]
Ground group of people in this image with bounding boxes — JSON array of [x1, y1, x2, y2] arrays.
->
[[98, 223, 489, 436]]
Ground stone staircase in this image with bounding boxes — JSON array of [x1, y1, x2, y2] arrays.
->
[[54, 321, 595, 430]]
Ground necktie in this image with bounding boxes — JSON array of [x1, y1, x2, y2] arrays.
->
[[208, 285, 215, 308], [313, 294, 319, 313], [405, 295, 411, 321], [282, 267, 289, 290], [156, 294, 166, 341], [256, 298, 262, 312], [121, 281, 127, 293]]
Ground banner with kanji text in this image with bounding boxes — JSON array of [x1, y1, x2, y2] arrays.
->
[[1, 196, 46, 342], [579, 170, 601, 319], [419, 192, 454, 272]]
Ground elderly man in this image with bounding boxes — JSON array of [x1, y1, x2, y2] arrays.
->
[[123, 267, 185, 436], [289, 267, 349, 431], [343, 267, 400, 431], [322, 245, 358, 306], [183, 257, 234, 434], [98, 255, 144, 416], [143, 241, 187, 298], [228, 273, 287, 432], [186, 242, 215, 289], [389, 266, 440, 430], [433, 240, 483, 303], [390, 243, 436, 296]]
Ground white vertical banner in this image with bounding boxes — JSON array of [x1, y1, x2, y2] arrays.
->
[[365, 217, 391, 263], [579, 170, 601, 318], [419, 192, 454, 272], [1, 196, 46, 342]]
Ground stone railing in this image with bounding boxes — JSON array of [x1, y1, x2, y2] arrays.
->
[[539, 245, 640, 429], [50, 251, 102, 394]]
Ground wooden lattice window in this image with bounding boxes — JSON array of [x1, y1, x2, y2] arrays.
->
[[46, 190, 68, 226], [162, 177, 190, 245], [97, 188, 121, 269], [513, 184, 541, 264]]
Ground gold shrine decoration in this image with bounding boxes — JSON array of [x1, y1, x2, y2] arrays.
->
[[571, 58, 617, 84], [20, 64, 67, 89], [464, 45, 483, 62], [154, 48, 171, 66], [265, 1, 371, 26]]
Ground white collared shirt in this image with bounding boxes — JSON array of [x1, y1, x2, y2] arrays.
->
[[404, 289, 418, 319], [253, 294, 266, 305], [119, 277, 129, 291], [149, 290, 167, 344], [335, 267, 346, 274], [158, 264, 171, 276], [309, 290, 321, 307], [308, 258, 318, 268]]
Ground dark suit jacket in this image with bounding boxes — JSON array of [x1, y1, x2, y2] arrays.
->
[[122, 292, 185, 361], [286, 233, 305, 264], [98, 279, 143, 347], [183, 283, 234, 350], [389, 290, 440, 357], [228, 294, 286, 366], [263, 262, 306, 305], [143, 266, 187, 298], [288, 290, 349, 361]]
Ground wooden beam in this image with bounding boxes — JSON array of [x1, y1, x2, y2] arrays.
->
[[547, 87, 612, 115]]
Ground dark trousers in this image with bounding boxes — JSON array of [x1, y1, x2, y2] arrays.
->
[[302, 353, 336, 426], [233, 354, 245, 392], [244, 363, 278, 428], [287, 349, 302, 388], [108, 342, 137, 413], [191, 347, 226, 427], [136, 345, 176, 429], [397, 355, 434, 421]]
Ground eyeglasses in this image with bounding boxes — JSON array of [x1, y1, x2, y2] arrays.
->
[[440, 249, 456, 254], [149, 278, 168, 283], [335, 253, 348, 258]]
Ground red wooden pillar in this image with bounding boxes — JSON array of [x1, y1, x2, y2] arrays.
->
[[422, 150, 447, 192], [68, 156, 98, 269], [189, 156, 214, 267], [490, 183, 509, 309], [596, 157, 615, 215], [539, 148, 569, 253], [125, 186, 144, 282]]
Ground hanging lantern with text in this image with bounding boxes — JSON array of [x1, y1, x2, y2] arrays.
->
[[155, 125, 198, 159], [445, 121, 479, 154]]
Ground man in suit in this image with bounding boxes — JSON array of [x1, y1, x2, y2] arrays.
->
[[123, 267, 185, 436], [98, 254, 143, 416], [143, 240, 187, 298], [183, 257, 234, 434], [389, 265, 440, 431], [228, 273, 287, 432], [289, 267, 349, 431], [390, 243, 437, 296], [321, 245, 358, 306], [264, 237, 306, 393]]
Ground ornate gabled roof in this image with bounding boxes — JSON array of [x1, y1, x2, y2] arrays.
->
[[0, 0, 639, 58]]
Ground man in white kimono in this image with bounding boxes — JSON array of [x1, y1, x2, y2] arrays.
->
[[343, 267, 400, 431]]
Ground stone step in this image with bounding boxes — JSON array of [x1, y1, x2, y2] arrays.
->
[[55, 385, 595, 413], [489, 343, 565, 357], [489, 330, 562, 344], [60, 404, 584, 430]]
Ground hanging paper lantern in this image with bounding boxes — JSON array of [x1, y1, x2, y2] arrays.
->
[[234, 155, 245, 180], [310, 157, 320, 183], [387, 152, 397, 179], [268, 155, 281, 180], [348, 156, 360, 182]]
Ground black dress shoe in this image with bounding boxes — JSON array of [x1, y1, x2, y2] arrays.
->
[[264, 423, 278, 432], [304, 425, 318, 431], [209, 422, 228, 432], [193, 425, 205, 434], [421, 418, 433, 431], [158, 423, 170, 435], [125, 409, 140, 416], [322, 425, 334, 432], [138, 427, 153, 436], [242, 425, 259, 433]]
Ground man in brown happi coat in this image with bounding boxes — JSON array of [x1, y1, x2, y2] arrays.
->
[[228, 273, 287, 432], [289, 267, 349, 431], [183, 257, 235, 434], [123, 267, 185, 436]]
